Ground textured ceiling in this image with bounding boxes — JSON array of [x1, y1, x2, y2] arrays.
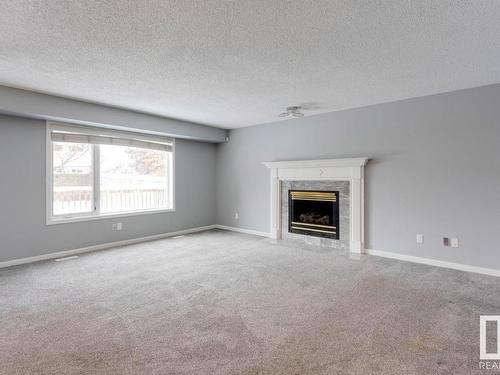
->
[[1, 1, 500, 129]]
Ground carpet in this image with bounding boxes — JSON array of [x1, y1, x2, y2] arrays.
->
[[1, 229, 499, 374]]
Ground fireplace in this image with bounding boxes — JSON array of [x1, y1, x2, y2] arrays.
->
[[288, 190, 339, 239], [264, 158, 367, 253]]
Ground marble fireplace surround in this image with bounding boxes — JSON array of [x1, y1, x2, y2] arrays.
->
[[263, 158, 369, 254]]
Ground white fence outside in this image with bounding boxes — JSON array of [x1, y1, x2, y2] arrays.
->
[[53, 174, 169, 214]]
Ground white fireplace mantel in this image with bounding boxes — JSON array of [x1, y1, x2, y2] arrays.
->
[[262, 158, 369, 254]]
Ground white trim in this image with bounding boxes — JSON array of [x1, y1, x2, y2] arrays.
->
[[46, 208, 177, 225], [46, 121, 176, 225], [93, 144, 100, 214], [170, 140, 176, 211], [0, 225, 216, 269], [262, 158, 368, 169], [215, 224, 272, 238], [366, 249, 500, 277], [263, 158, 369, 253], [46, 123, 54, 224]]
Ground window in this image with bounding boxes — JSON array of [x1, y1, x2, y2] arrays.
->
[[47, 123, 174, 224]]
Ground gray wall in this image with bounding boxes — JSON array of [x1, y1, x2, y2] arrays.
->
[[0, 114, 216, 263], [216, 84, 500, 270]]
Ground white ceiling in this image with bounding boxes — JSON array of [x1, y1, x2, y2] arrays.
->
[[1, 1, 500, 129]]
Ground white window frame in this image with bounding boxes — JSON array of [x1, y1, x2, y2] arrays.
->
[[46, 122, 175, 225]]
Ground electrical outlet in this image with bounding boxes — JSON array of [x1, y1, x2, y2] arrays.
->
[[416, 234, 424, 244], [112, 222, 123, 231], [451, 238, 459, 248], [443, 237, 450, 246], [235, 212, 239, 220]]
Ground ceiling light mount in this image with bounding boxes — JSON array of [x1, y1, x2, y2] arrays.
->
[[279, 106, 304, 118]]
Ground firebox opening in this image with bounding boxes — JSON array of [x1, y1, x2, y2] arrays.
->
[[288, 190, 339, 239]]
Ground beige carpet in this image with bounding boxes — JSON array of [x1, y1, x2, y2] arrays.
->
[[1, 230, 499, 374]]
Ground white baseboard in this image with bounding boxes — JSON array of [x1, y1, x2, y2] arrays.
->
[[6, 225, 497, 278], [366, 249, 500, 277], [0, 225, 216, 269], [214, 226, 500, 277], [215, 224, 271, 238]]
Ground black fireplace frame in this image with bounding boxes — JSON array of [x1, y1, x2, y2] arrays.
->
[[288, 190, 340, 239]]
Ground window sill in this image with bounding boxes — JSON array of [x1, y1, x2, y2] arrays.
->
[[46, 207, 175, 225]]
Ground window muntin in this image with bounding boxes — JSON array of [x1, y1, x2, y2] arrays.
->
[[47, 123, 174, 223]]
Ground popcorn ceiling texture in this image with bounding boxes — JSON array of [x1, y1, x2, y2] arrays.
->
[[1, 1, 500, 128]]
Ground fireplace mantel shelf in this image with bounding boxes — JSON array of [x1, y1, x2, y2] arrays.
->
[[262, 157, 369, 254], [262, 158, 368, 169]]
